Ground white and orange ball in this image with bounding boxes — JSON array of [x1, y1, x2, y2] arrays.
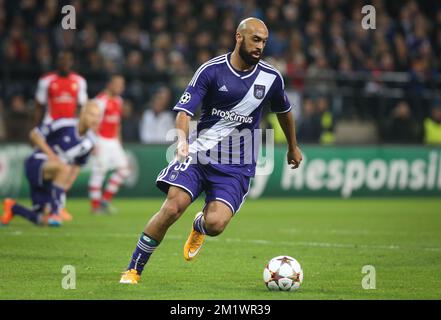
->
[[263, 255, 303, 291]]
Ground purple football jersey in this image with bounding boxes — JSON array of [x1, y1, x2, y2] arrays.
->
[[173, 53, 292, 177], [33, 118, 96, 166]]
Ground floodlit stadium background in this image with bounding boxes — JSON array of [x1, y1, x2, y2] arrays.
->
[[1, 0, 440, 198]]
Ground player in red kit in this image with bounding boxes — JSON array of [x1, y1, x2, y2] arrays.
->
[[34, 51, 88, 125], [89, 74, 130, 214], [34, 51, 88, 222]]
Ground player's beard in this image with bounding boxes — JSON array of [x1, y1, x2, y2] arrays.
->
[[239, 41, 261, 66]]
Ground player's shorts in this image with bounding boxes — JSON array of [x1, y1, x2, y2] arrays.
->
[[156, 159, 251, 215], [91, 137, 128, 172], [24, 153, 52, 214]]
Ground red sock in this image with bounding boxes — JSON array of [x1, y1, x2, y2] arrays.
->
[[102, 169, 129, 203], [91, 199, 101, 210], [102, 191, 114, 202], [89, 186, 102, 210]]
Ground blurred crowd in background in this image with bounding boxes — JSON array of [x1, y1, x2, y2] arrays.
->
[[0, 0, 441, 144]]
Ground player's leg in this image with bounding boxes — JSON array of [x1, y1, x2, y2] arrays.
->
[[2, 156, 57, 226], [120, 186, 192, 284], [183, 201, 233, 261], [88, 162, 106, 213], [56, 165, 79, 222], [88, 137, 110, 213], [121, 158, 203, 283], [144, 186, 192, 241], [101, 142, 130, 211], [183, 168, 251, 261], [2, 185, 52, 226], [2, 198, 45, 226], [1, 198, 41, 225], [101, 166, 129, 211], [201, 200, 234, 236], [42, 160, 70, 224], [17, 185, 55, 225], [42, 160, 70, 182]]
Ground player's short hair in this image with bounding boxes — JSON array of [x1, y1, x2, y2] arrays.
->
[[106, 72, 125, 83]]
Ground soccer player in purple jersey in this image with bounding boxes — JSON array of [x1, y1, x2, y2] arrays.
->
[[1, 102, 100, 227], [120, 18, 303, 284]]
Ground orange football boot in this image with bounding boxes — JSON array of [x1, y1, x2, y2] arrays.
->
[[183, 212, 206, 261], [120, 269, 141, 284], [1, 198, 16, 225], [59, 208, 73, 222]]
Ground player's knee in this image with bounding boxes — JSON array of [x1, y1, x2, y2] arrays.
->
[[64, 179, 74, 192], [56, 164, 71, 179], [205, 217, 229, 236], [118, 167, 130, 179], [89, 168, 105, 184], [160, 201, 184, 222], [46, 161, 68, 176], [52, 160, 67, 171]]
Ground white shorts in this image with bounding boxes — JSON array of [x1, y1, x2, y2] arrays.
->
[[91, 137, 128, 172]]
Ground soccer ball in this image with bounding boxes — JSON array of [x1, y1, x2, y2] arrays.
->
[[263, 255, 303, 291]]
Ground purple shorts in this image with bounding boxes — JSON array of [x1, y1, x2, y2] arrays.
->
[[156, 159, 251, 214]]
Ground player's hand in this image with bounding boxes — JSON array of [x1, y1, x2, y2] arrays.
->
[[176, 140, 189, 163], [287, 146, 302, 169]]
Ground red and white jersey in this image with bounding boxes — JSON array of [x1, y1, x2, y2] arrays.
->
[[94, 92, 123, 139], [35, 72, 88, 123]]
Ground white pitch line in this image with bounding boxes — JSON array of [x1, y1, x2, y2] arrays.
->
[[1, 230, 441, 252], [281, 228, 437, 237], [423, 247, 441, 252]]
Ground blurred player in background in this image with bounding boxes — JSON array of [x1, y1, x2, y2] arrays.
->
[[34, 50, 88, 125], [1, 101, 100, 227], [120, 18, 303, 284], [88, 74, 130, 214], [34, 50, 88, 221]]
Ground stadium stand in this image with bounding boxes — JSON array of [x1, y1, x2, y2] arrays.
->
[[0, 0, 440, 144]]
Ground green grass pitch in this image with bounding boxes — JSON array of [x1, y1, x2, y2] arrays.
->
[[0, 198, 440, 300]]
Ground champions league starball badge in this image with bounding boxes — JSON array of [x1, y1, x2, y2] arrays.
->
[[179, 92, 192, 104], [253, 84, 265, 99]]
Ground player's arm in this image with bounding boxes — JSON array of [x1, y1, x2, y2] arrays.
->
[[118, 122, 123, 144], [34, 76, 49, 126], [276, 111, 302, 169], [29, 127, 59, 162], [172, 63, 212, 162], [118, 98, 123, 144], [270, 74, 302, 169], [175, 111, 191, 162], [33, 102, 45, 127], [77, 77, 88, 115]]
